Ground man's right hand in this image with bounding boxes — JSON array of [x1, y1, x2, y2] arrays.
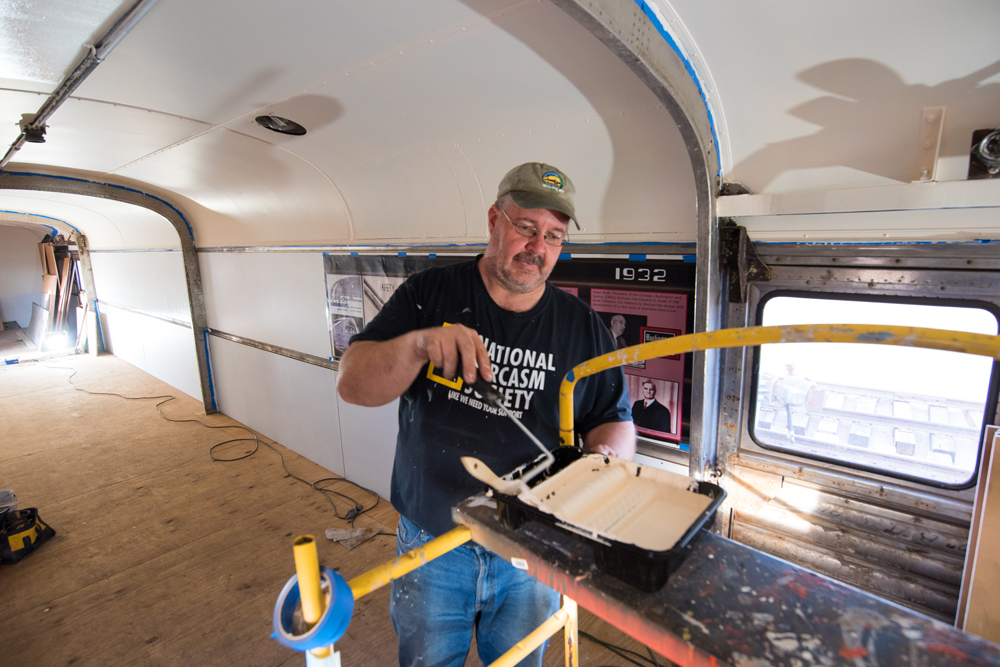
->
[[338, 325, 492, 407], [413, 324, 493, 385]]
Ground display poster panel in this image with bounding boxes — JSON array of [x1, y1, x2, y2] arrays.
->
[[324, 254, 460, 360], [591, 288, 688, 442], [324, 254, 696, 446]]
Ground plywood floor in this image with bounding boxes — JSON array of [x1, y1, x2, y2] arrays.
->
[[0, 339, 671, 667]]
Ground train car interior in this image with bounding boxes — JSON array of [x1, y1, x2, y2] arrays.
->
[[1, 1, 999, 665]]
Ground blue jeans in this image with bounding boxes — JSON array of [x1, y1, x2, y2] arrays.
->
[[390, 515, 561, 667]]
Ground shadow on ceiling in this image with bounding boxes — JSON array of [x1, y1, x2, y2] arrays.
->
[[732, 58, 1000, 191]]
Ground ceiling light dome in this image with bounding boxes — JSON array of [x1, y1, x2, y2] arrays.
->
[[255, 115, 306, 136]]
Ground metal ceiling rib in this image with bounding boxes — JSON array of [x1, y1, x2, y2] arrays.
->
[[550, 0, 720, 478]]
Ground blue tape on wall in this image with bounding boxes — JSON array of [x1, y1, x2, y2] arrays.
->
[[559, 253, 572, 260], [398, 252, 407, 258], [682, 255, 696, 263], [202, 328, 218, 411], [631, 1, 721, 175], [93, 300, 106, 352], [628, 254, 646, 262]]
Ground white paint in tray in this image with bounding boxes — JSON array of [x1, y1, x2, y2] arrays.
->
[[528, 453, 712, 552]]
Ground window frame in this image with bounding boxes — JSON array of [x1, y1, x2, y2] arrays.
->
[[745, 289, 1000, 490]]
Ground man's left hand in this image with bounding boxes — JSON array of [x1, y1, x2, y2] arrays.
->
[[582, 421, 636, 460]]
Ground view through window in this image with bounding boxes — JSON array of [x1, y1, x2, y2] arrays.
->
[[752, 295, 998, 486]]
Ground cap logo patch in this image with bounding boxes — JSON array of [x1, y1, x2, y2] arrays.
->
[[542, 171, 564, 191]]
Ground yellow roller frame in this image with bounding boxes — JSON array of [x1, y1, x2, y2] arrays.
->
[[559, 324, 1000, 447]]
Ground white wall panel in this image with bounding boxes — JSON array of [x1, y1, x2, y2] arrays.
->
[[90, 251, 191, 323], [199, 252, 330, 359], [100, 304, 201, 400], [0, 226, 45, 327], [127, 252, 191, 323], [336, 392, 399, 500], [90, 249, 200, 400], [90, 252, 135, 306], [101, 306, 143, 366], [208, 336, 344, 477]]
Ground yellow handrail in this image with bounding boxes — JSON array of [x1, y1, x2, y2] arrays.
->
[[559, 324, 1000, 447]]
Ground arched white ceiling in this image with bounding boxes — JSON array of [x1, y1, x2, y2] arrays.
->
[[2, 0, 997, 247], [0, 189, 179, 248], [0, 0, 699, 248]]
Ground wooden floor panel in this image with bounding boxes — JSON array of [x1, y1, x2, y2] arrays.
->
[[0, 350, 668, 666]]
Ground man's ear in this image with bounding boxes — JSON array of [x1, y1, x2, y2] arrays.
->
[[487, 205, 499, 235]]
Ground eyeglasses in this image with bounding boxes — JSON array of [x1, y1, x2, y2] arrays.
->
[[497, 206, 567, 247]]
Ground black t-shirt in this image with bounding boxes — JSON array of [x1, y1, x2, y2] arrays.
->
[[350, 257, 631, 536]]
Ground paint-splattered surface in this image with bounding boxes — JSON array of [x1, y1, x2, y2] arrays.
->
[[454, 497, 1000, 666]]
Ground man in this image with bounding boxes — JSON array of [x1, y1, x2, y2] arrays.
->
[[632, 379, 673, 434], [771, 364, 814, 444], [609, 313, 628, 349], [338, 162, 635, 667]]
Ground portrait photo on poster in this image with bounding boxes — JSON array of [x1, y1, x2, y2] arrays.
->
[[596, 311, 648, 368], [628, 375, 679, 439]]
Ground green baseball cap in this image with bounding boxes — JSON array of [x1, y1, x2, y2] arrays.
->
[[497, 162, 579, 229]]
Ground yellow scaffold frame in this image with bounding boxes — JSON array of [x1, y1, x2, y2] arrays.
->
[[340, 525, 580, 667], [294, 323, 1000, 667]]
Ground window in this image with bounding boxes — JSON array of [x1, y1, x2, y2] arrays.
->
[[751, 294, 998, 487]]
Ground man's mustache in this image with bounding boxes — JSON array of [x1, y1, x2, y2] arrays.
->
[[512, 252, 544, 267]]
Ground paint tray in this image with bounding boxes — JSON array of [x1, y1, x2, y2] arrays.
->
[[493, 447, 725, 591]]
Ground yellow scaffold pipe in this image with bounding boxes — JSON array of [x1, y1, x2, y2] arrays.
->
[[486, 597, 579, 667], [292, 535, 332, 660], [558, 323, 1000, 447], [347, 525, 472, 600]]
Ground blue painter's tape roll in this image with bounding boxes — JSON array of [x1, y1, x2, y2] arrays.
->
[[272, 567, 354, 651]]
